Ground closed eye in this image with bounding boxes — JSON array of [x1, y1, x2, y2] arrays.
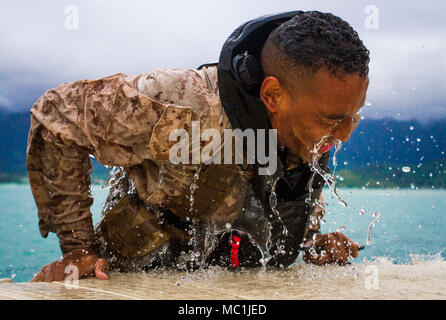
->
[[325, 114, 347, 121], [316, 116, 339, 128]]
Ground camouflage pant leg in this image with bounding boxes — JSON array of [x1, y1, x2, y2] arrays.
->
[[94, 168, 190, 271]]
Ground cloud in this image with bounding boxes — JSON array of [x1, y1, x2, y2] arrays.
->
[[0, 93, 11, 108], [361, 31, 446, 120], [0, 0, 445, 119]]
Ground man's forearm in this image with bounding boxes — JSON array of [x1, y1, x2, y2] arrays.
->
[[27, 114, 96, 255], [57, 218, 96, 255]]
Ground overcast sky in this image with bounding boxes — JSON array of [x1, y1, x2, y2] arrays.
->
[[0, 0, 445, 120]]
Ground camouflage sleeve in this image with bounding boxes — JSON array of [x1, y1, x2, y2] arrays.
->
[[26, 73, 169, 255], [27, 117, 96, 254]]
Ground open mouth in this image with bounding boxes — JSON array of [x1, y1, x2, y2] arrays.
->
[[308, 134, 335, 158], [317, 142, 334, 154]]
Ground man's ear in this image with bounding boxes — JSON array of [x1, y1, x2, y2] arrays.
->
[[260, 76, 282, 113]]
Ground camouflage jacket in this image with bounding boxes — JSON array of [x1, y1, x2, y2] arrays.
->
[[26, 66, 318, 255]]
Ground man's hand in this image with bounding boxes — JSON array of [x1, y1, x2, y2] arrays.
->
[[302, 232, 359, 265], [31, 249, 109, 282]]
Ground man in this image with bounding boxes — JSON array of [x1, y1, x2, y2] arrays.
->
[[27, 11, 369, 282]]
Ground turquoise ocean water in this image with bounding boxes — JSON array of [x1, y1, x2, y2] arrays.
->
[[0, 183, 445, 283]]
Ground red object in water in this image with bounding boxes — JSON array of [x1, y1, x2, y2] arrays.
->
[[229, 235, 241, 267]]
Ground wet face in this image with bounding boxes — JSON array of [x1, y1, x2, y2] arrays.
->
[[260, 68, 369, 163]]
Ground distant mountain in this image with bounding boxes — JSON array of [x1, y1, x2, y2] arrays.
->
[[0, 109, 445, 187], [0, 109, 108, 181], [0, 110, 31, 173], [332, 118, 446, 169], [329, 118, 446, 188]]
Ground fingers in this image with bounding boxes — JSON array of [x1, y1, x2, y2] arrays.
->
[[339, 234, 359, 259], [349, 242, 359, 259], [303, 232, 360, 266], [331, 233, 358, 264], [94, 259, 109, 280], [303, 250, 331, 265], [314, 233, 330, 247], [31, 264, 54, 282], [333, 245, 349, 265], [303, 238, 315, 248], [31, 262, 59, 282], [30, 269, 45, 282], [30, 254, 109, 282]]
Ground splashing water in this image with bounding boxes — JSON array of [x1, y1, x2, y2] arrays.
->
[[264, 175, 290, 262], [187, 166, 202, 261], [366, 212, 381, 245], [307, 137, 348, 208], [103, 166, 125, 190], [267, 175, 288, 237], [306, 135, 382, 247], [189, 166, 201, 216], [254, 167, 290, 268], [331, 140, 344, 179], [157, 164, 166, 206], [101, 166, 131, 214]]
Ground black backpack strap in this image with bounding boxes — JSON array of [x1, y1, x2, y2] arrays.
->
[[197, 62, 218, 70]]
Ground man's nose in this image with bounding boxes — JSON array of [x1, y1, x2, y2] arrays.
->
[[331, 113, 360, 142]]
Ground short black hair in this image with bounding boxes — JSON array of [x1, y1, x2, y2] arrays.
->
[[261, 11, 370, 89]]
